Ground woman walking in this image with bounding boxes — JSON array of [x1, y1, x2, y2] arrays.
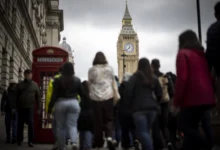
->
[[126, 58, 162, 150], [78, 80, 93, 150], [48, 62, 87, 150], [88, 51, 116, 150], [173, 30, 216, 150]]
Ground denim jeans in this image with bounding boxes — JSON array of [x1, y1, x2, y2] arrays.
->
[[55, 99, 80, 149], [79, 131, 93, 150], [133, 110, 157, 150], [5, 112, 17, 141], [113, 112, 121, 145]]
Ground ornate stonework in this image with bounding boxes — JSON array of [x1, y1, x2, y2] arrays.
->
[[0, 0, 64, 92], [117, 2, 139, 82]]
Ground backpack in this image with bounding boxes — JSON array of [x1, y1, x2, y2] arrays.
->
[[158, 75, 170, 103]]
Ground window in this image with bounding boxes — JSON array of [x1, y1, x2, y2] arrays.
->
[[27, 38, 30, 53], [20, 24, 24, 43], [12, 7, 17, 28]]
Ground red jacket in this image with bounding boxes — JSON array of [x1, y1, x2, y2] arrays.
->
[[174, 49, 216, 108]]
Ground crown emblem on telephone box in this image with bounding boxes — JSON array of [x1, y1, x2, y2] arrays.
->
[[47, 49, 54, 54]]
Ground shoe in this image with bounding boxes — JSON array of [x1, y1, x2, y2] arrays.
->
[[72, 143, 78, 150], [134, 140, 140, 150], [107, 140, 116, 150], [11, 139, 16, 144], [17, 142, 22, 146], [5, 140, 10, 144], [167, 142, 173, 150], [28, 143, 34, 147], [52, 144, 59, 150]]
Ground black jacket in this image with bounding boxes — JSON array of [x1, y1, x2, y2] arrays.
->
[[126, 71, 162, 113], [118, 81, 131, 115], [48, 76, 87, 113], [16, 79, 41, 109], [78, 81, 93, 132], [206, 21, 220, 74], [1, 86, 17, 112]]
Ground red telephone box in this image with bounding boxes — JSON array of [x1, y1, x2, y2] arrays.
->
[[32, 46, 69, 143]]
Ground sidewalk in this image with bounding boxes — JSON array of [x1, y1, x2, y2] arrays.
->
[[0, 116, 52, 150]]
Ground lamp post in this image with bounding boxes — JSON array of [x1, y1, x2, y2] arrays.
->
[[197, 0, 202, 42], [121, 51, 127, 75]]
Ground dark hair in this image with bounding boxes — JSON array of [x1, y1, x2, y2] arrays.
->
[[60, 62, 75, 88], [93, 51, 108, 66], [114, 76, 119, 82], [137, 58, 154, 86], [215, 2, 220, 18], [24, 69, 32, 75], [179, 30, 204, 51], [151, 59, 160, 70], [59, 65, 63, 73], [82, 80, 89, 93]]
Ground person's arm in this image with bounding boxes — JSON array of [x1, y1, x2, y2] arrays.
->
[[35, 83, 41, 110], [88, 67, 96, 84], [173, 51, 188, 107], [45, 79, 53, 113], [48, 79, 59, 114], [154, 78, 163, 103], [1, 90, 7, 112]]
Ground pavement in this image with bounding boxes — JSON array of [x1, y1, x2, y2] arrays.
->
[[0, 114, 110, 150], [0, 113, 53, 150]]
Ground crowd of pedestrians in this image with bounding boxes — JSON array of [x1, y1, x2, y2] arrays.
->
[[1, 1, 220, 150]]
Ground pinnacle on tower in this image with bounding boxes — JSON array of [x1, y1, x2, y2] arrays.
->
[[123, 0, 132, 20]]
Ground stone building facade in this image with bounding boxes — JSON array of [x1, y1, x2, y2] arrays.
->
[[0, 0, 64, 92]]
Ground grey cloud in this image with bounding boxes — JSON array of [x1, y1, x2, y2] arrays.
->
[[59, 0, 218, 78]]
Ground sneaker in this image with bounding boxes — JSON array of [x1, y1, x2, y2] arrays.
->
[[28, 143, 34, 147], [167, 142, 173, 150], [72, 143, 78, 150], [107, 140, 116, 150], [134, 140, 140, 150], [52, 145, 59, 150]]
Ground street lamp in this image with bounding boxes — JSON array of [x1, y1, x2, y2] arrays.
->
[[121, 51, 127, 75], [197, 0, 202, 42]]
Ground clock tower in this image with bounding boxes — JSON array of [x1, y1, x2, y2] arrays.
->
[[117, 1, 139, 82]]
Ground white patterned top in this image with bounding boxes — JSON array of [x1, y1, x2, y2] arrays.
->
[[88, 64, 114, 101]]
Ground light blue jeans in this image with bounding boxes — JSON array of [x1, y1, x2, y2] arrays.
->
[[54, 99, 80, 149]]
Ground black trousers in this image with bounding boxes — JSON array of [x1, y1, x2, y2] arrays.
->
[[119, 113, 136, 148], [92, 99, 114, 148], [17, 108, 34, 144], [179, 107, 212, 150], [159, 102, 170, 143]]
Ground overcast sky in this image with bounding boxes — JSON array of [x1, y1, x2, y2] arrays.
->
[[59, 0, 218, 80]]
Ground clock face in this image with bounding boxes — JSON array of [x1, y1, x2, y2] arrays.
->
[[124, 43, 134, 53]]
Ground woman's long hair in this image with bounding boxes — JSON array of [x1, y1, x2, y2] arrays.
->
[[179, 30, 204, 51], [92, 51, 108, 66], [60, 62, 75, 89], [137, 58, 154, 86]]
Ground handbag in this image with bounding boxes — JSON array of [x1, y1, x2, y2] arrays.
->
[[112, 77, 120, 105]]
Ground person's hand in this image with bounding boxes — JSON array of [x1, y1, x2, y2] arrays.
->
[[170, 105, 180, 116]]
